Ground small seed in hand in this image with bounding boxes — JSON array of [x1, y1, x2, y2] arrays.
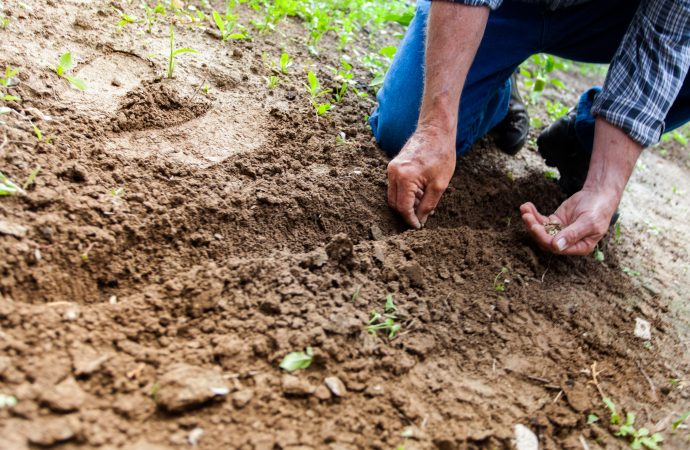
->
[[544, 222, 563, 236]]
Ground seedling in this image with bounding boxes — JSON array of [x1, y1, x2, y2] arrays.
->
[[55, 52, 87, 91], [672, 411, 690, 430], [593, 246, 605, 262], [587, 414, 599, 424], [494, 267, 509, 292], [351, 286, 360, 302], [544, 170, 559, 180], [603, 398, 663, 449], [0, 171, 23, 196], [367, 294, 402, 339], [305, 71, 332, 117], [0, 12, 9, 29], [279, 52, 292, 74], [117, 12, 138, 30], [212, 9, 246, 40], [22, 167, 40, 190], [167, 25, 197, 78], [265, 75, 278, 89], [1, 66, 20, 102], [110, 187, 125, 197], [615, 222, 622, 243], [142, 3, 165, 33], [279, 347, 313, 372]]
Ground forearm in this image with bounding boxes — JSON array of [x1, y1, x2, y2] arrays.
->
[[418, 2, 489, 135], [583, 118, 643, 198]]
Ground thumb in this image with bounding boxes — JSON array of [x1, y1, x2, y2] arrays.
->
[[416, 181, 446, 226], [552, 218, 593, 254]]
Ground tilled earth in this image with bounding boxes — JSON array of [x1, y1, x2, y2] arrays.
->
[[1, 1, 689, 449]]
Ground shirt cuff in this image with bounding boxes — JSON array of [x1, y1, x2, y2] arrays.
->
[[590, 90, 664, 148], [429, 0, 503, 10]]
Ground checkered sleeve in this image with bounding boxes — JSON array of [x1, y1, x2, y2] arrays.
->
[[591, 0, 690, 147], [429, 0, 503, 10]]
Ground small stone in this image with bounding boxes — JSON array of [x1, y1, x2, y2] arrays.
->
[[324, 376, 347, 397], [41, 377, 86, 412], [325, 233, 353, 262], [313, 385, 331, 401], [155, 364, 229, 412], [108, 295, 117, 304], [64, 306, 80, 321], [514, 424, 539, 450], [634, 318, 652, 340], [232, 388, 253, 409], [364, 384, 385, 397], [27, 416, 81, 446], [281, 374, 315, 396], [188, 427, 204, 446], [369, 225, 383, 241], [71, 347, 110, 376], [452, 273, 465, 285], [0, 219, 28, 238]]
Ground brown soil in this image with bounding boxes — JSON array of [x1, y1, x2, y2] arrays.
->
[[1, 1, 689, 450]]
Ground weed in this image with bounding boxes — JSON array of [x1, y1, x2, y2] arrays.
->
[[279, 52, 292, 74], [672, 411, 690, 430], [494, 267, 509, 292], [212, 8, 247, 40], [279, 347, 314, 372], [0, 172, 23, 196], [367, 294, 402, 339], [167, 25, 197, 78], [22, 167, 40, 190], [55, 52, 87, 91]]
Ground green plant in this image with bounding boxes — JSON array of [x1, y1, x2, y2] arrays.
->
[[587, 414, 599, 424], [593, 246, 605, 262], [1, 66, 20, 102], [279, 52, 292, 74], [545, 99, 569, 121], [279, 347, 314, 372], [265, 75, 278, 89], [603, 398, 663, 449], [615, 222, 622, 242], [494, 267, 508, 292], [0, 11, 10, 28], [367, 294, 402, 339], [22, 167, 40, 190], [351, 286, 360, 302], [0, 172, 22, 196], [167, 25, 197, 78], [212, 8, 246, 40], [142, 2, 166, 33], [305, 70, 332, 116], [672, 411, 690, 430], [117, 12, 139, 30], [55, 53, 87, 91], [519, 54, 567, 94], [544, 170, 559, 180]]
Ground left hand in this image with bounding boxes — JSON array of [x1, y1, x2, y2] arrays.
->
[[520, 187, 620, 256]]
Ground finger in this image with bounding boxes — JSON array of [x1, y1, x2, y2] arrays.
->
[[523, 214, 554, 251], [552, 218, 598, 254], [558, 239, 597, 256], [396, 181, 421, 229], [387, 165, 397, 210], [416, 181, 446, 226], [520, 202, 550, 225]]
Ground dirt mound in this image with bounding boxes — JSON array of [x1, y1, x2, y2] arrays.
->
[[113, 80, 211, 132]]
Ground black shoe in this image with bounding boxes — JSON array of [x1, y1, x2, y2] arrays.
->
[[491, 73, 530, 156], [537, 111, 620, 225]]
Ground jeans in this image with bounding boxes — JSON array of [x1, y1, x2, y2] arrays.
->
[[369, 0, 690, 157]]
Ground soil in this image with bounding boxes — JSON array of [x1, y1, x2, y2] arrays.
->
[[1, 1, 689, 450]]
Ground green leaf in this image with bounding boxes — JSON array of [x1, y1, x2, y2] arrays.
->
[[384, 294, 397, 314], [593, 247, 604, 262], [603, 398, 620, 425], [227, 33, 246, 39], [378, 45, 397, 59], [0, 172, 23, 196], [2, 94, 20, 102], [212, 10, 225, 35], [65, 75, 86, 91], [369, 75, 384, 87], [307, 71, 319, 94], [672, 411, 690, 430], [533, 77, 545, 92], [172, 48, 198, 56], [22, 167, 40, 190], [587, 414, 599, 424], [59, 52, 73, 71], [550, 78, 566, 89], [279, 347, 314, 372]]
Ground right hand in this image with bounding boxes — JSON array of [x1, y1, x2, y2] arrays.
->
[[386, 126, 456, 229]]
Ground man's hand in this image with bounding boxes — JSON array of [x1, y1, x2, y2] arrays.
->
[[387, 127, 456, 229], [520, 187, 619, 255], [521, 117, 642, 255]]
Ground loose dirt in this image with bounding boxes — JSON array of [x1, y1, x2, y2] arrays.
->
[[1, 1, 689, 449]]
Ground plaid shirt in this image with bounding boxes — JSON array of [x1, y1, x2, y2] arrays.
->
[[437, 0, 690, 147]]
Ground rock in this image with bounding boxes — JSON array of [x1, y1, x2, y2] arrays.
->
[[27, 416, 81, 446], [313, 385, 331, 401], [40, 377, 86, 412], [369, 225, 383, 240], [0, 219, 28, 238], [155, 364, 229, 412], [364, 384, 385, 397], [401, 262, 425, 288], [372, 243, 385, 264], [513, 424, 539, 450], [70, 347, 110, 376], [188, 427, 204, 446], [232, 388, 253, 409], [281, 374, 315, 396], [634, 318, 652, 340], [325, 233, 353, 263], [324, 376, 347, 397]]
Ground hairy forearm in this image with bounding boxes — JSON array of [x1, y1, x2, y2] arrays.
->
[[583, 118, 643, 197], [418, 2, 489, 135]]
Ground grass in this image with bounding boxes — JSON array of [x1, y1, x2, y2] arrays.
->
[[167, 25, 197, 78], [0, 171, 22, 196]]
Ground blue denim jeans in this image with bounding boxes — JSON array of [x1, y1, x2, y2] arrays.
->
[[369, 0, 690, 157]]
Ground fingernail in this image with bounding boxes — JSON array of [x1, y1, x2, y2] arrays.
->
[[556, 238, 567, 251]]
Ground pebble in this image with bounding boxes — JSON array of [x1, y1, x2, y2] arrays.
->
[[364, 384, 385, 397], [634, 318, 652, 340], [0, 219, 28, 238], [370, 225, 383, 241], [72, 348, 110, 376], [513, 424, 539, 450], [313, 385, 331, 401], [187, 427, 204, 446], [232, 388, 253, 409], [40, 377, 86, 412], [324, 376, 347, 397], [155, 364, 229, 412], [281, 374, 315, 396]]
